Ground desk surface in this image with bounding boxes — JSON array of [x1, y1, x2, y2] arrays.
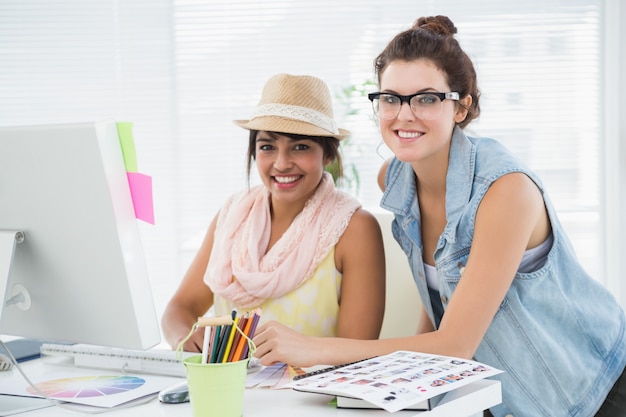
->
[[10, 382, 499, 417], [0, 357, 500, 417], [2, 380, 500, 417]]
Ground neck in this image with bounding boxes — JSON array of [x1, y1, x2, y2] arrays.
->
[[269, 198, 306, 224], [411, 152, 449, 199]]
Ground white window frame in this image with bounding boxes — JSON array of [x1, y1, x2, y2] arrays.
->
[[603, 0, 626, 308]]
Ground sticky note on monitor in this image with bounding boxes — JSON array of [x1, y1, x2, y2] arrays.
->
[[116, 122, 138, 172], [126, 172, 155, 225]]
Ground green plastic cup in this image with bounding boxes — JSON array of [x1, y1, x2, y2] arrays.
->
[[183, 355, 249, 417]]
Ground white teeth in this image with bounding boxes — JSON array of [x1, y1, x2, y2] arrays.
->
[[397, 131, 422, 139], [274, 175, 300, 184]]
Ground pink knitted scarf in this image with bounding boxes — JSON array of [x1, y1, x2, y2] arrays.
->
[[205, 173, 360, 308]]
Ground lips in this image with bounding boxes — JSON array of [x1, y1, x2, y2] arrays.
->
[[272, 175, 304, 189], [396, 130, 424, 139], [273, 175, 302, 184]]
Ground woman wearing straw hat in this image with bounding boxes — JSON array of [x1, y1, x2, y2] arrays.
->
[[162, 73, 386, 352]]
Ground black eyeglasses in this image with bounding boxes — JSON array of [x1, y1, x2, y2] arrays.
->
[[368, 91, 460, 120]]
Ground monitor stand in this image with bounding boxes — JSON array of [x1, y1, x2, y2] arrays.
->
[[0, 231, 24, 322], [0, 231, 31, 324], [0, 231, 54, 415]]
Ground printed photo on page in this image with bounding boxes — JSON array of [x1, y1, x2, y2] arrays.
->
[[289, 351, 503, 413]]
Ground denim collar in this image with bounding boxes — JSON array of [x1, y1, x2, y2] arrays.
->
[[380, 125, 476, 245]]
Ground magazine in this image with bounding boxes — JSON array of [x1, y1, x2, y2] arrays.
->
[[289, 350, 503, 413]]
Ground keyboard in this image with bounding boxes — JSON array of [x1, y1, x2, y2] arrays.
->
[[40, 343, 194, 377]]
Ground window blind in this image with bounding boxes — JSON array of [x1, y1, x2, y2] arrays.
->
[[0, 0, 611, 318]]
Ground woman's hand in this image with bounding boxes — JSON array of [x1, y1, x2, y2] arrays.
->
[[253, 320, 320, 367]]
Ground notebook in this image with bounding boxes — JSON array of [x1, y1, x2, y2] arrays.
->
[[0, 338, 71, 362]]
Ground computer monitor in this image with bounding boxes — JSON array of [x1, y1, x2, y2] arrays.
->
[[0, 121, 160, 350]]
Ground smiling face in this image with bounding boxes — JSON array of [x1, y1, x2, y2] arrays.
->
[[254, 131, 328, 210], [378, 59, 469, 165]]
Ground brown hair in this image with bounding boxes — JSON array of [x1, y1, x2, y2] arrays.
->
[[373, 15, 480, 128], [246, 130, 342, 182]]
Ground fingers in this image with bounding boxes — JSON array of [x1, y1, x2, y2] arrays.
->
[[252, 321, 317, 367], [252, 321, 285, 366], [252, 326, 273, 365]]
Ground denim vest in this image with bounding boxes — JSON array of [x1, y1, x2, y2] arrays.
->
[[380, 126, 626, 417]]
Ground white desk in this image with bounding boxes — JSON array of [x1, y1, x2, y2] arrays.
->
[[2, 379, 500, 417], [0, 358, 500, 417]]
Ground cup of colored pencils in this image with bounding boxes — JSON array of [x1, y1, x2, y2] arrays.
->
[[177, 310, 260, 417]]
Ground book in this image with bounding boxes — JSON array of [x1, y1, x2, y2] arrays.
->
[[335, 392, 442, 410], [289, 350, 503, 413], [423, 379, 502, 417], [0, 338, 73, 362]]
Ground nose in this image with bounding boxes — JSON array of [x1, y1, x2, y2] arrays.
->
[[273, 148, 293, 171], [396, 101, 416, 121]]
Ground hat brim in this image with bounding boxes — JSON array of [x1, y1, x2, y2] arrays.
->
[[233, 116, 350, 140]]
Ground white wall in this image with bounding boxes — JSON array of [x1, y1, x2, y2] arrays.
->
[[374, 212, 421, 339]]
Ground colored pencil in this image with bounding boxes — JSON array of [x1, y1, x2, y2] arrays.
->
[[228, 314, 248, 362], [215, 310, 237, 363], [209, 325, 222, 363], [239, 310, 261, 361], [201, 325, 211, 364], [221, 316, 240, 363]]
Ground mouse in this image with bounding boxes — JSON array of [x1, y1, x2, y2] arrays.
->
[[0, 353, 12, 371], [158, 380, 189, 404]]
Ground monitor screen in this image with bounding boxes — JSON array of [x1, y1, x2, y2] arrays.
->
[[0, 121, 160, 350]]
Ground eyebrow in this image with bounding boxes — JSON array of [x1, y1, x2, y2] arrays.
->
[[256, 136, 309, 143], [382, 87, 439, 94]]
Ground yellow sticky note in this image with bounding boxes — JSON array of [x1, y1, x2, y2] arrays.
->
[[116, 122, 138, 172]]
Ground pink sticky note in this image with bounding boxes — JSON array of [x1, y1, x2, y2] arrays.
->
[[126, 172, 155, 224]]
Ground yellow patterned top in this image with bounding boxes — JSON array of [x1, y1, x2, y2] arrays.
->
[[213, 248, 341, 337]]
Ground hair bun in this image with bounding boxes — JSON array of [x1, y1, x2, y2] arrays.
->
[[414, 15, 457, 36]]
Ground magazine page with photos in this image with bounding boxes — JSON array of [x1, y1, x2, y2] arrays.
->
[[289, 351, 503, 413]]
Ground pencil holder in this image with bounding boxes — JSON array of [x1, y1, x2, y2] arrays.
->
[[183, 355, 249, 417], [177, 316, 257, 417]]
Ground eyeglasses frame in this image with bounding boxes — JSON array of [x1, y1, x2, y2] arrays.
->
[[367, 91, 460, 120]]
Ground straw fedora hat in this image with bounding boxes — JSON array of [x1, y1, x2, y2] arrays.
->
[[233, 73, 350, 140]]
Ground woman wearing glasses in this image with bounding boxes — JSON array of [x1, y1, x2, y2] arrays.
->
[[254, 16, 626, 417], [162, 73, 386, 353]]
